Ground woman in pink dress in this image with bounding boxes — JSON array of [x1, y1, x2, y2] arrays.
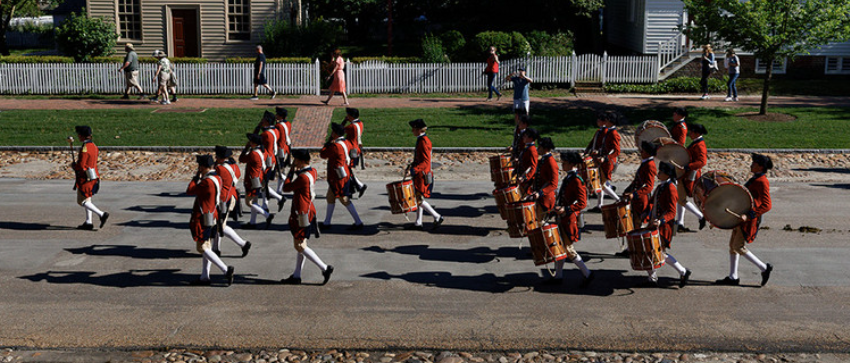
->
[[322, 49, 349, 105]]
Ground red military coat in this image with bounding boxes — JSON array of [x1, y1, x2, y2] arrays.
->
[[682, 137, 707, 196], [648, 179, 678, 248], [626, 157, 656, 223], [557, 171, 587, 244], [671, 120, 688, 146], [411, 134, 433, 198], [72, 140, 100, 198], [535, 153, 559, 212], [275, 121, 292, 158], [519, 143, 538, 195], [283, 166, 318, 240], [585, 127, 608, 155], [261, 127, 279, 171], [741, 173, 771, 243], [320, 137, 352, 198], [344, 120, 364, 156], [186, 172, 221, 243], [239, 147, 265, 196], [215, 161, 241, 203], [599, 127, 620, 181]]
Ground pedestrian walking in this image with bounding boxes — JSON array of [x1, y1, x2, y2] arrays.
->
[[117, 43, 145, 99], [151, 50, 172, 104], [724, 49, 740, 102], [483, 46, 502, 102], [70, 126, 109, 230], [322, 49, 349, 106], [251, 45, 276, 100], [700, 44, 716, 100], [506, 67, 532, 119]]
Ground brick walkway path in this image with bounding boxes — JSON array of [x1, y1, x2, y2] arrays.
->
[[2, 94, 848, 148]]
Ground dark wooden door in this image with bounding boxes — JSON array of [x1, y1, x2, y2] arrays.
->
[[172, 9, 199, 57]]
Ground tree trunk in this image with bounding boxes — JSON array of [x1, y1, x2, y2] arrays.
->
[[0, 5, 15, 56], [759, 57, 773, 115], [293, 0, 302, 27]]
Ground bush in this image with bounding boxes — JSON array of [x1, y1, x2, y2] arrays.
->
[[0, 55, 74, 63], [55, 11, 118, 62], [440, 30, 466, 61], [526, 31, 573, 56], [261, 19, 342, 59], [604, 77, 728, 93], [225, 57, 312, 63], [90, 56, 209, 64], [471, 31, 531, 60], [421, 33, 447, 63], [351, 56, 421, 64]]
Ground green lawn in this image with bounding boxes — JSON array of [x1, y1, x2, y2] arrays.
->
[[0, 108, 296, 146]]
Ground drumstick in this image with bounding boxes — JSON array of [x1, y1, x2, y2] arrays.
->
[[669, 160, 685, 169], [725, 208, 744, 220]]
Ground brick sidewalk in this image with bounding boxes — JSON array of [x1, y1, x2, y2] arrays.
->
[[291, 106, 335, 147]]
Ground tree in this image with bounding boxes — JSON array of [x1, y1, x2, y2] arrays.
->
[[684, 0, 850, 115], [55, 11, 118, 62], [1, 0, 54, 56]]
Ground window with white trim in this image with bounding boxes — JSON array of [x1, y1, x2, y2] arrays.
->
[[117, 0, 141, 40], [755, 58, 787, 74], [825, 57, 850, 74], [227, 0, 251, 41]]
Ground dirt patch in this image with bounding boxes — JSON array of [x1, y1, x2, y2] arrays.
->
[[736, 112, 797, 122], [152, 108, 207, 113]]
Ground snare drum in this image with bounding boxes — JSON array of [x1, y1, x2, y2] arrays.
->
[[601, 201, 634, 239], [635, 120, 671, 147], [493, 185, 521, 220], [489, 154, 513, 182], [386, 180, 418, 214], [693, 171, 754, 229], [626, 228, 666, 271], [506, 201, 540, 234], [654, 141, 690, 179], [528, 224, 568, 266], [578, 157, 602, 194], [494, 167, 518, 188]]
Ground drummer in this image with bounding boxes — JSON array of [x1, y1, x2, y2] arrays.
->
[[526, 137, 558, 220], [547, 151, 593, 287], [715, 153, 774, 287], [405, 119, 445, 230], [676, 123, 708, 232], [516, 128, 539, 197], [623, 141, 657, 227], [671, 108, 688, 146], [643, 161, 692, 288], [583, 111, 607, 157], [591, 111, 621, 212], [509, 115, 530, 159]]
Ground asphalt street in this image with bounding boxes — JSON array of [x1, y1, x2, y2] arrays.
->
[[0, 178, 849, 352]]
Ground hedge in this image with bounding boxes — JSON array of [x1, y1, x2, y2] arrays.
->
[[0, 55, 209, 64], [604, 77, 728, 94], [225, 57, 313, 64]]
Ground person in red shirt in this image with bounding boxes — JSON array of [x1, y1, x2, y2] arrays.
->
[[715, 153, 774, 287], [591, 111, 621, 211], [240, 133, 274, 229], [406, 119, 444, 230], [483, 46, 502, 102], [186, 155, 235, 286], [583, 113, 608, 157], [517, 128, 539, 197], [274, 107, 293, 195], [526, 137, 558, 218], [547, 151, 593, 287], [508, 115, 530, 159], [213, 146, 251, 258], [70, 126, 109, 230], [258, 111, 286, 212], [343, 107, 368, 198], [319, 123, 364, 231], [624, 141, 657, 226], [643, 162, 692, 288], [676, 123, 707, 232], [670, 108, 688, 146], [280, 149, 334, 285]]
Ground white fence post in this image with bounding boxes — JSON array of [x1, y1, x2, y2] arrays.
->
[[345, 58, 353, 95], [570, 51, 576, 89], [602, 51, 608, 85], [314, 58, 321, 96]]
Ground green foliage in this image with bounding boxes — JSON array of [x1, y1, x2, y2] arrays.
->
[[0, 55, 73, 63], [55, 11, 118, 62], [225, 57, 312, 63], [604, 77, 727, 94], [261, 19, 343, 59], [471, 31, 531, 60], [525, 31, 574, 56], [440, 30, 466, 61], [420, 33, 447, 63], [8, 22, 53, 34], [350, 56, 421, 64], [90, 56, 209, 64]]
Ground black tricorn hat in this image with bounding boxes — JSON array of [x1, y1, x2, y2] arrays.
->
[[641, 141, 658, 156], [751, 153, 774, 170], [246, 133, 262, 144], [275, 106, 288, 118], [75, 125, 92, 137], [196, 154, 215, 168], [330, 122, 345, 136], [538, 137, 555, 150], [291, 149, 310, 162], [523, 128, 539, 141], [409, 119, 427, 129], [689, 123, 708, 135], [560, 151, 583, 165], [346, 107, 359, 118], [658, 161, 676, 177], [214, 145, 232, 159], [262, 110, 276, 124]]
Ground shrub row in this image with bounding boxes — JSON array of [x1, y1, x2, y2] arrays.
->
[[604, 77, 728, 94]]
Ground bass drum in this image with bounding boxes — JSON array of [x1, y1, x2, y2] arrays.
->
[[693, 171, 754, 229], [635, 120, 671, 148]]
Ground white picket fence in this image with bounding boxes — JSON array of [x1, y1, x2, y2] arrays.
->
[[0, 54, 658, 95]]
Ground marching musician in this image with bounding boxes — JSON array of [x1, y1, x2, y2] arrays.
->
[[405, 119, 445, 230], [509, 115, 530, 159], [643, 161, 692, 288], [517, 128, 539, 197], [591, 111, 621, 212], [583, 112, 607, 157], [274, 107, 293, 195], [526, 137, 558, 220], [624, 141, 658, 226], [676, 123, 708, 232], [186, 155, 235, 286], [240, 133, 274, 229], [671, 108, 688, 146], [715, 153, 774, 287], [547, 151, 593, 288], [259, 111, 286, 212], [70, 125, 109, 230], [343, 107, 368, 198], [319, 123, 364, 231], [213, 146, 252, 258], [280, 149, 335, 285]]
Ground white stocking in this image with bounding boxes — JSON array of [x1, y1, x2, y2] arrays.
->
[[743, 251, 768, 272], [250, 202, 269, 218], [293, 253, 305, 278], [203, 249, 228, 273], [665, 254, 687, 276], [85, 209, 93, 224], [602, 182, 619, 201], [324, 203, 335, 225], [573, 254, 591, 278], [345, 203, 362, 225], [82, 201, 105, 217], [212, 234, 221, 252], [222, 225, 247, 247], [267, 188, 283, 202], [676, 205, 686, 225], [415, 204, 424, 226], [201, 257, 211, 280], [420, 201, 441, 220], [729, 253, 740, 279], [302, 246, 328, 271], [647, 270, 658, 282], [685, 201, 704, 219], [554, 260, 565, 279]]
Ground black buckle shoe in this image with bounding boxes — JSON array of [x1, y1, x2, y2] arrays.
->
[[265, 214, 275, 229], [277, 198, 286, 212], [358, 184, 368, 198], [241, 241, 252, 257], [432, 216, 445, 230], [714, 276, 740, 286], [347, 223, 364, 231], [77, 223, 94, 230], [225, 266, 235, 286], [761, 263, 773, 287], [699, 217, 707, 230], [280, 275, 302, 285], [99, 212, 110, 228], [677, 225, 692, 233], [322, 265, 334, 285], [189, 278, 211, 286], [679, 269, 692, 288], [580, 272, 595, 289], [404, 224, 424, 231], [213, 249, 222, 257]]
